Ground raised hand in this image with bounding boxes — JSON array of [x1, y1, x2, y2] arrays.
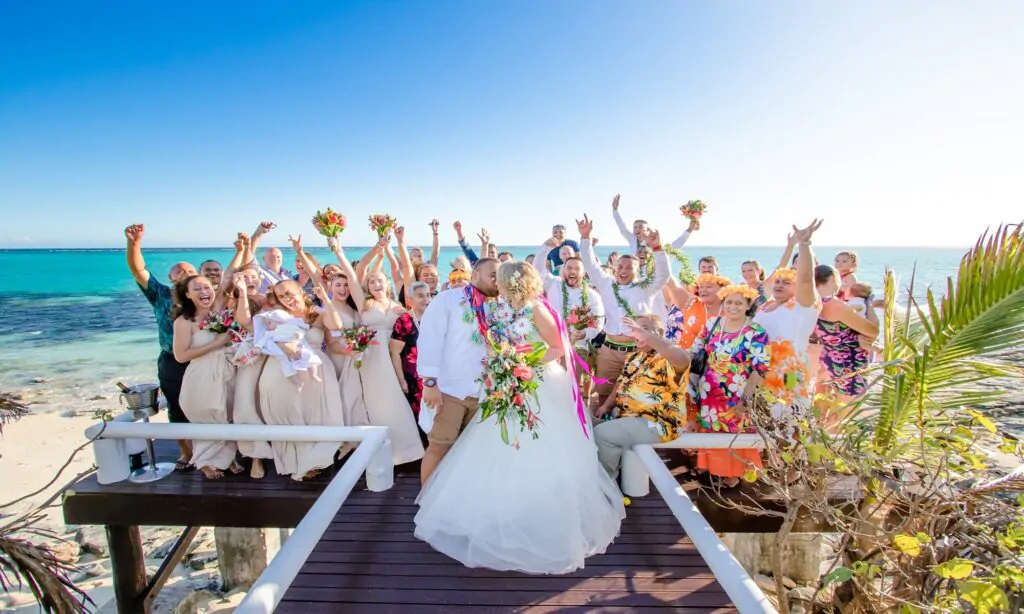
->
[[232, 272, 247, 291], [622, 316, 653, 342], [376, 235, 389, 249], [233, 234, 245, 251], [576, 215, 593, 239], [687, 218, 699, 233], [611, 194, 620, 211], [429, 219, 440, 234], [255, 221, 276, 236], [288, 234, 303, 253], [792, 219, 823, 243], [313, 285, 329, 304], [326, 236, 339, 251], [643, 228, 662, 250], [544, 237, 560, 248], [394, 226, 406, 242], [124, 224, 145, 243], [238, 232, 251, 249], [478, 228, 491, 243]]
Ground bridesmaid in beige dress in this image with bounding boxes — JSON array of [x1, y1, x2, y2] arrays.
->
[[173, 274, 241, 480], [257, 254, 347, 480], [358, 264, 425, 466], [324, 236, 370, 427]]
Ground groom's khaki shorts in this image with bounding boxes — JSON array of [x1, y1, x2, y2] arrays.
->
[[429, 394, 479, 445]]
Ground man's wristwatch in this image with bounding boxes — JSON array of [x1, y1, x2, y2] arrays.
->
[[423, 378, 438, 388]]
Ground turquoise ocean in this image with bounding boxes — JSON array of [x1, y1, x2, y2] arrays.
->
[[0, 245, 966, 415]]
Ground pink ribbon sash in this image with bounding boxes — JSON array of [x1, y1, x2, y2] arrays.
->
[[538, 296, 607, 438]]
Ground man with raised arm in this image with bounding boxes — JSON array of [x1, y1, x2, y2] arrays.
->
[[577, 197, 672, 411], [123, 223, 197, 470], [248, 220, 293, 292], [611, 194, 698, 254], [533, 237, 604, 390]]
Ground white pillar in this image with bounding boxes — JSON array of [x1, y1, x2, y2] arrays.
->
[[365, 437, 394, 492], [93, 439, 130, 484]]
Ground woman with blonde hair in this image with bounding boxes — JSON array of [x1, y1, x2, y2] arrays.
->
[[415, 260, 624, 575], [356, 259, 425, 466]]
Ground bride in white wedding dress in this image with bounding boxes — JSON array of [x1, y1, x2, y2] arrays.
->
[[414, 261, 625, 575]]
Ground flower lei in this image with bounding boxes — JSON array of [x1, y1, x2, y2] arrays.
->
[[611, 282, 637, 320], [641, 246, 695, 287], [560, 278, 590, 324]]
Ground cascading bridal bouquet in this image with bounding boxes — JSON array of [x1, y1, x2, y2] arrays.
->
[[312, 208, 347, 238], [680, 199, 708, 229], [477, 336, 547, 448], [341, 325, 378, 369], [368, 214, 398, 238], [198, 310, 239, 335]]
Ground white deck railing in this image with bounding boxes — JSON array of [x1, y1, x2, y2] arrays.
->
[[629, 443, 777, 614], [234, 427, 389, 614], [620, 433, 764, 498]]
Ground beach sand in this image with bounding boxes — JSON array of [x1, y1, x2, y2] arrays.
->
[[0, 411, 248, 613]]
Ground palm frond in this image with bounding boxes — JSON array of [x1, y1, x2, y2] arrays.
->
[[0, 393, 30, 436], [0, 511, 92, 614], [865, 224, 1024, 458]]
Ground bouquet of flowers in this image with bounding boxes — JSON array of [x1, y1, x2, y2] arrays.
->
[[368, 214, 398, 238], [199, 310, 239, 335], [341, 325, 378, 369], [476, 336, 547, 448], [566, 304, 600, 331], [312, 208, 347, 238], [680, 199, 708, 229]]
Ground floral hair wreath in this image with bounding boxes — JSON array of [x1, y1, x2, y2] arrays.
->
[[772, 267, 798, 282], [694, 273, 732, 287], [717, 284, 761, 302], [448, 269, 470, 285]]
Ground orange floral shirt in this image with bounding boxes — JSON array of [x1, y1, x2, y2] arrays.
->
[[754, 297, 822, 407]]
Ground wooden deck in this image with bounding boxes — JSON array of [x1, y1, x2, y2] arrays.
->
[[278, 474, 735, 613], [59, 442, 785, 612]]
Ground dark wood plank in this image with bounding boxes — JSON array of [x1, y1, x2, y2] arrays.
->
[[289, 573, 726, 592], [278, 604, 738, 613], [282, 587, 732, 607], [297, 563, 719, 579]]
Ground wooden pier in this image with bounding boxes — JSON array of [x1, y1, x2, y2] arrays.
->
[[62, 442, 743, 613]]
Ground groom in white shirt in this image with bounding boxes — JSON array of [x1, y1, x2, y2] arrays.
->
[[417, 257, 501, 485]]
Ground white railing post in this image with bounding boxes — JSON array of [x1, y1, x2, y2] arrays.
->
[[620, 448, 650, 497], [234, 428, 387, 614], [93, 438, 131, 484], [365, 436, 394, 492], [633, 444, 777, 614]]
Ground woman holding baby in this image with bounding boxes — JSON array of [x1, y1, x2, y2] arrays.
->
[[255, 275, 348, 481]]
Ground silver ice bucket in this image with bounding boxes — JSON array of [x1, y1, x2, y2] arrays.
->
[[119, 383, 160, 410]]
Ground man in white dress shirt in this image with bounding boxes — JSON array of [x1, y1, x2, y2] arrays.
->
[[578, 206, 671, 410], [532, 238, 604, 389], [417, 257, 501, 484]]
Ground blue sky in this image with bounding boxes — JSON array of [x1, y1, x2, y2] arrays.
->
[[1, 1, 1021, 248]]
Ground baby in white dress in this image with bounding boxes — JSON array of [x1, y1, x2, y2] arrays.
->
[[253, 309, 322, 386]]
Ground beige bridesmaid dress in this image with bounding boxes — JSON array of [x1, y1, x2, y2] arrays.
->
[[257, 325, 347, 479], [330, 308, 370, 427], [232, 355, 273, 460], [180, 328, 238, 470]]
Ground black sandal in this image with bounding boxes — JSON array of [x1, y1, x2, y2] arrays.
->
[[175, 460, 195, 471]]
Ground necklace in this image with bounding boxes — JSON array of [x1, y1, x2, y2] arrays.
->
[[611, 283, 637, 320]]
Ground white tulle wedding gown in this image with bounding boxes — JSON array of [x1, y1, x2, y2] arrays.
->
[[414, 304, 625, 574]]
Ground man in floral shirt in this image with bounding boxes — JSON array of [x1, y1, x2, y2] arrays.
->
[[594, 315, 691, 480]]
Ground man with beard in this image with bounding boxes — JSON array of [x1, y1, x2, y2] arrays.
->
[[545, 223, 580, 272], [577, 203, 671, 411], [533, 238, 604, 391], [416, 257, 502, 484]]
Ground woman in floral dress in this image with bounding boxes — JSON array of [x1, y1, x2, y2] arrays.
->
[[813, 265, 878, 403], [691, 285, 770, 487]]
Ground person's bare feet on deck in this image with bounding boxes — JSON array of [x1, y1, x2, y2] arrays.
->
[[250, 459, 265, 479], [200, 466, 224, 479]]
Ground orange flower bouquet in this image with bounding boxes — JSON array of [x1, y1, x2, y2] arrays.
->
[[312, 208, 347, 238], [680, 199, 708, 229]]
